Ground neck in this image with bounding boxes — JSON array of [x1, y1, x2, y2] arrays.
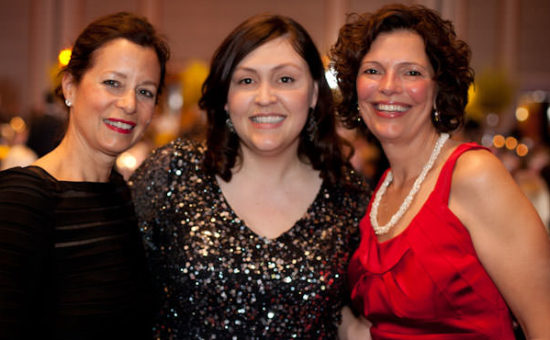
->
[[381, 132, 442, 186], [33, 134, 116, 182], [230, 143, 314, 187], [369, 132, 449, 235]]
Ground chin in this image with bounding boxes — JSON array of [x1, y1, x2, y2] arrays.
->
[[101, 142, 134, 157]]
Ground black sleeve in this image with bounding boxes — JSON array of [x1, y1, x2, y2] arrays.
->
[[128, 143, 175, 254], [0, 168, 55, 339]]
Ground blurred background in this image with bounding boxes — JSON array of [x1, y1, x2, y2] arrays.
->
[[0, 0, 549, 229]]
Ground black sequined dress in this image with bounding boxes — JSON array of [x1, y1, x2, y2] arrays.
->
[[129, 139, 369, 339]]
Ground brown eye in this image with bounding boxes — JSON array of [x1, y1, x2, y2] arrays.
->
[[280, 76, 294, 83], [407, 70, 422, 76], [238, 78, 253, 85], [138, 88, 155, 99], [103, 79, 120, 87]]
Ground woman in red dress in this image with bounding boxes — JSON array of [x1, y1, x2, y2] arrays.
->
[[331, 4, 550, 339]]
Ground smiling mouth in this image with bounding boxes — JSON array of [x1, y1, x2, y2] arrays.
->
[[374, 103, 409, 112], [250, 115, 285, 124], [104, 119, 136, 134]]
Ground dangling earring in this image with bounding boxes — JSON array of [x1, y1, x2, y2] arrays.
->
[[432, 98, 440, 124], [432, 109, 440, 123], [65, 99, 72, 107], [355, 104, 362, 123], [225, 113, 235, 133], [306, 107, 317, 141]]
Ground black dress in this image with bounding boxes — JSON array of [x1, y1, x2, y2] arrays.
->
[[129, 139, 370, 339], [0, 166, 153, 340]]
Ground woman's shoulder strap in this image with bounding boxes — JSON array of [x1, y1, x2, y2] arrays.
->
[[434, 142, 490, 204]]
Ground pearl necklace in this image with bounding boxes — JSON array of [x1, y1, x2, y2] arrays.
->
[[370, 133, 450, 235]]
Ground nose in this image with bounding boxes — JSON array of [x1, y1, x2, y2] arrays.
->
[[379, 71, 401, 95], [255, 82, 276, 105], [116, 89, 137, 114]]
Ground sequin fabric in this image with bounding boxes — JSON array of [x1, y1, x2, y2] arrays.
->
[[129, 139, 369, 339]]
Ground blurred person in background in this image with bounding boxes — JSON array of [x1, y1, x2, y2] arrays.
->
[[331, 3, 550, 339], [130, 14, 371, 339], [0, 11, 169, 339], [25, 92, 67, 158], [0, 116, 37, 170]]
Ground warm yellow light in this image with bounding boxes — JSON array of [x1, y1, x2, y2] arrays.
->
[[58, 48, 72, 66], [505, 136, 518, 150], [516, 143, 528, 157], [493, 134, 505, 148], [9, 116, 26, 133], [515, 107, 529, 122], [116, 152, 137, 171], [0, 145, 9, 159]]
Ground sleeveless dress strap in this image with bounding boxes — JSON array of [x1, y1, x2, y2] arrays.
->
[[433, 142, 490, 205]]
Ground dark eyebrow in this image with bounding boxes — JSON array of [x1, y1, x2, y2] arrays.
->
[[106, 71, 158, 88], [234, 62, 303, 74]]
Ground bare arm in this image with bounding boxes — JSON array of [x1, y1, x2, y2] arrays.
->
[[338, 306, 372, 340], [450, 149, 550, 339]]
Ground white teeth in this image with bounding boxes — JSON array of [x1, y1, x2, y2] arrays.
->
[[251, 115, 285, 123], [105, 120, 133, 130], [375, 104, 408, 112]]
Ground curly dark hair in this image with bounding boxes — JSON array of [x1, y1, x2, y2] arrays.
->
[[330, 3, 474, 134], [199, 14, 347, 185], [55, 11, 170, 104]]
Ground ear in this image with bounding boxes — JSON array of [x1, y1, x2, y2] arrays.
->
[[310, 81, 319, 109], [61, 73, 76, 105]]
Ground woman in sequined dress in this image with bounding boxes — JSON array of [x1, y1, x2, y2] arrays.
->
[[0, 12, 169, 339], [331, 4, 550, 339], [130, 14, 371, 339]]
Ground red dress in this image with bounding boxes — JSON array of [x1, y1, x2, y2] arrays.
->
[[348, 143, 515, 339]]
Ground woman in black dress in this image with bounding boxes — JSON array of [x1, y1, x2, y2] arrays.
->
[[0, 12, 169, 339]]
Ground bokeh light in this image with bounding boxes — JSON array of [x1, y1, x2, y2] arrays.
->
[[493, 134, 505, 148], [516, 143, 529, 157], [9, 117, 26, 133], [58, 48, 72, 66], [486, 113, 499, 127], [325, 67, 338, 90], [116, 152, 137, 172], [505, 136, 518, 150], [515, 106, 529, 122]]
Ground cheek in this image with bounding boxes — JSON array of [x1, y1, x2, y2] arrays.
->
[[81, 87, 111, 114], [356, 76, 377, 100], [226, 90, 250, 116], [289, 90, 312, 112], [407, 81, 434, 105], [138, 102, 155, 123]]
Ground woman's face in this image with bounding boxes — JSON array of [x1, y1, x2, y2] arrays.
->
[[225, 36, 318, 158], [63, 38, 160, 158], [356, 29, 436, 143]]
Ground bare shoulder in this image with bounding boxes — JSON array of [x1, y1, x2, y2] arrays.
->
[[449, 146, 542, 239], [451, 148, 514, 196]]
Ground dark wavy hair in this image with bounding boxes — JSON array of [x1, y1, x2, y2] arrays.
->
[[330, 4, 474, 134], [55, 11, 170, 104], [199, 14, 347, 185]]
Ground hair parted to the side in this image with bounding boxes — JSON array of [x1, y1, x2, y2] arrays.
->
[[330, 3, 474, 135], [54, 11, 170, 104], [199, 14, 348, 186]]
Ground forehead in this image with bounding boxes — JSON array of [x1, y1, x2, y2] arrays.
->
[[364, 29, 430, 65], [89, 38, 158, 70], [236, 36, 307, 69]]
